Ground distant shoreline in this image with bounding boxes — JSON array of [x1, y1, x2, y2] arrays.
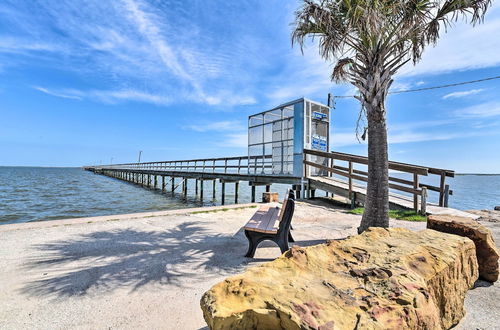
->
[[456, 173, 500, 176]]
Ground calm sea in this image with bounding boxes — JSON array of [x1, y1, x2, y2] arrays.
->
[[0, 167, 498, 225]]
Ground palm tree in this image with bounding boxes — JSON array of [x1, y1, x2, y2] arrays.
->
[[292, 0, 491, 233]]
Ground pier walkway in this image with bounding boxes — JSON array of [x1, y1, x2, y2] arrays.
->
[[85, 149, 455, 214]]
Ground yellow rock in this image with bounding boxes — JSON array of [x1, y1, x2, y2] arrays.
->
[[200, 228, 478, 330], [427, 214, 499, 282]]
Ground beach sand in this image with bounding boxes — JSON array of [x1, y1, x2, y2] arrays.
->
[[0, 200, 498, 329]]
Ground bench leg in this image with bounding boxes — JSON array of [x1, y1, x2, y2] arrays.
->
[[276, 237, 290, 254], [245, 231, 263, 258]]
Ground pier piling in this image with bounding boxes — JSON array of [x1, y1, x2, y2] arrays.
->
[[200, 180, 204, 201], [235, 181, 239, 204]]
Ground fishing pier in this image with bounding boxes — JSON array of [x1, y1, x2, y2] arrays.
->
[[85, 97, 454, 213]]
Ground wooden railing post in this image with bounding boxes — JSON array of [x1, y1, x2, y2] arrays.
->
[[439, 172, 446, 206], [413, 173, 419, 212], [444, 184, 450, 208], [421, 187, 427, 215], [348, 161, 353, 199]]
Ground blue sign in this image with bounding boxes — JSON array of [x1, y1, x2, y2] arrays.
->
[[312, 136, 328, 151], [312, 111, 327, 120]]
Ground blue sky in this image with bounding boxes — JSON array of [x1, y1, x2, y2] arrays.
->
[[0, 0, 499, 173]]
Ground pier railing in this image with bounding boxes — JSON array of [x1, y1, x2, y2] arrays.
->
[[97, 154, 274, 175], [303, 149, 454, 210]]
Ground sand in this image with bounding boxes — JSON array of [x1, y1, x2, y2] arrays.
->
[[0, 200, 498, 329]]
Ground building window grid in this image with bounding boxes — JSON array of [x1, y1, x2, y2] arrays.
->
[[248, 106, 295, 175]]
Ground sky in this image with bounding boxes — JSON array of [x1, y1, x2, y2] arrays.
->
[[0, 0, 499, 173]]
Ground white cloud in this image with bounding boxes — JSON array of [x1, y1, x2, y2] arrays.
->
[[399, 3, 500, 76], [92, 90, 170, 105], [330, 132, 363, 148], [224, 133, 248, 148], [442, 89, 485, 99], [454, 102, 500, 118], [33, 86, 170, 105], [33, 86, 83, 100], [183, 121, 245, 132], [331, 129, 489, 147]]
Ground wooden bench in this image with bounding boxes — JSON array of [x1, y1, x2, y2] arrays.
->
[[243, 190, 295, 258]]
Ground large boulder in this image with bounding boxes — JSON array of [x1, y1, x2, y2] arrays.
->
[[427, 214, 499, 282], [201, 228, 478, 330]]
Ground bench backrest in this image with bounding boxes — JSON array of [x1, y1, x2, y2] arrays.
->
[[277, 190, 290, 222], [277, 190, 295, 235]]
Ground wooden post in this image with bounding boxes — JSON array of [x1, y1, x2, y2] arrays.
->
[[182, 178, 187, 198], [154, 175, 158, 189], [413, 173, 419, 212], [221, 181, 226, 205], [195, 179, 199, 195], [421, 187, 427, 215], [200, 180, 204, 201], [439, 172, 446, 207], [235, 181, 239, 204], [212, 180, 216, 200], [162, 176, 165, 192], [348, 161, 353, 199], [350, 192, 357, 209], [171, 177, 175, 193], [265, 185, 270, 192], [251, 185, 256, 203], [444, 185, 450, 208]]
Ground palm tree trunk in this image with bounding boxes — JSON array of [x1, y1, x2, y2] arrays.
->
[[358, 104, 390, 233]]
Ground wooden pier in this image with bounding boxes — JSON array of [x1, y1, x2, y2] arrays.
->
[[84, 149, 454, 213], [85, 155, 300, 205]]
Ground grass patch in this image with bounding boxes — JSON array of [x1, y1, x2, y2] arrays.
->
[[348, 207, 427, 222], [191, 205, 257, 215]]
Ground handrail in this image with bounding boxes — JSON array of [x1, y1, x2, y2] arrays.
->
[[95, 154, 272, 167], [86, 154, 278, 176], [303, 148, 454, 209]]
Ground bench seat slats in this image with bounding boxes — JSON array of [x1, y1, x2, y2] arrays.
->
[[244, 205, 280, 234]]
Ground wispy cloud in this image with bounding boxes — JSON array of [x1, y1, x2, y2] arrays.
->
[[33, 86, 83, 100], [331, 129, 493, 147], [33, 86, 170, 105], [442, 89, 484, 99], [92, 90, 170, 105], [1, 0, 260, 107], [399, 3, 500, 76], [183, 120, 245, 132], [223, 132, 248, 148], [454, 102, 500, 118]]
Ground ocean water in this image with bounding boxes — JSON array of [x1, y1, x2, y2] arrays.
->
[[0, 167, 498, 225], [0, 167, 290, 225]]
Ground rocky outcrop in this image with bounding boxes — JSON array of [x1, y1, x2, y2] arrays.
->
[[467, 209, 500, 223], [427, 214, 499, 282], [201, 228, 478, 330]]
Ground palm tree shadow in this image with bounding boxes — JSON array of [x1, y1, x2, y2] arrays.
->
[[21, 221, 261, 298]]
